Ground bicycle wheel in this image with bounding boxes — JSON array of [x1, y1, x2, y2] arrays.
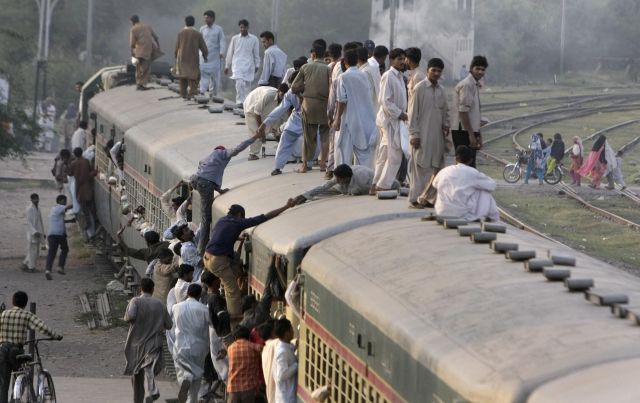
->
[[544, 167, 562, 185], [37, 371, 56, 403], [11, 374, 35, 403], [503, 164, 521, 183]]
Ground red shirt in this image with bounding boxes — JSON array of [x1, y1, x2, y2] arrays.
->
[[227, 338, 263, 392]]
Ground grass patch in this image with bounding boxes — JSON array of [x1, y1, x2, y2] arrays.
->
[[107, 291, 129, 328]]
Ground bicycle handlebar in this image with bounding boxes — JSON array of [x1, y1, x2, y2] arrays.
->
[[23, 337, 60, 344]]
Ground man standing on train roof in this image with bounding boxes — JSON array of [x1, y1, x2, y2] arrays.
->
[[174, 16, 208, 100], [408, 58, 450, 209], [225, 19, 260, 107], [451, 55, 489, 168], [258, 31, 287, 88], [433, 145, 499, 222], [369, 45, 389, 76], [129, 15, 163, 91], [190, 131, 264, 255], [21, 193, 44, 273], [290, 39, 331, 173], [202, 199, 296, 318], [244, 83, 288, 161], [199, 10, 226, 97], [332, 49, 377, 168], [405, 47, 426, 98], [370, 48, 408, 195]]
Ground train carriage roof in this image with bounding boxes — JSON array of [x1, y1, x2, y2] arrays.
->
[[302, 217, 640, 402]]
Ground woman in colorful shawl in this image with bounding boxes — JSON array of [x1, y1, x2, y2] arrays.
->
[[524, 133, 545, 185], [569, 136, 583, 185], [578, 134, 608, 188]]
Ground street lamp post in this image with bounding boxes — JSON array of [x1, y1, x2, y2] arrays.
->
[[32, 0, 59, 121], [560, 0, 566, 74]]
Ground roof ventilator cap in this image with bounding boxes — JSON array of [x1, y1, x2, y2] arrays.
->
[[376, 190, 398, 200], [399, 187, 410, 196], [585, 290, 628, 306], [471, 232, 497, 243], [524, 259, 553, 272], [208, 106, 224, 113], [421, 213, 436, 222], [444, 219, 468, 229], [549, 254, 576, 266], [543, 268, 571, 281], [194, 95, 209, 104], [458, 226, 482, 236], [506, 250, 536, 261], [610, 304, 640, 319], [436, 215, 459, 225], [223, 104, 235, 111], [482, 223, 506, 233], [491, 241, 518, 253], [210, 96, 225, 104], [564, 278, 594, 292]]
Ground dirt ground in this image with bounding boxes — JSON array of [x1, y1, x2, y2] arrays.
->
[[0, 152, 133, 378]]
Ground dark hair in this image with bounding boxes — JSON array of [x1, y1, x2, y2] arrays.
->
[[140, 277, 154, 293], [171, 196, 185, 207], [257, 319, 274, 340], [79, 120, 88, 129], [228, 204, 245, 217], [73, 147, 83, 158], [130, 15, 139, 24], [238, 19, 249, 27], [470, 55, 489, 69], [405, 47, 422, 65], [427, 57, 445, 70], [373, 45, 389, 59], [173, 242, 183, 257], [554, 133, 562, 140], [293, 57, 307, 70], [328, 43, 342, 59], [260, 31, 275, 41], [187, 283, 202, 299], [311, 39, 326, 57], [356, 46, 369, 63], [274, 318, 293, 338], [389, 48, 406, 60], [288, 70, 299, 85], [143, 230, 160, 245], [13, 291, 28, 308], [455, 145, 475, 165], [201, 271, 219, 287], [172, 223, 189, 241], [203, 10, 215, 19], [185, 16, 195, 26], [241, 295, 257, 313], [278, 83, 289, 94], [343, 41, 360, 53], [234, 325, 251, 340], [75, 81, 84, 86], [344, 49, 358, 67], [178, 264, 194, 278], [592, 135, 606, 151], [334, 164, 353, 179], [30, 193, 39, 200], [56, 194, 67, 204], [158, 247, 173, 260]]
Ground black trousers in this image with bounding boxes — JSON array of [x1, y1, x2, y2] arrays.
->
[[0, 343, 23, 403]]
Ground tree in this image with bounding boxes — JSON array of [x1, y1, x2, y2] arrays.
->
[[0, 103, 39, 159]]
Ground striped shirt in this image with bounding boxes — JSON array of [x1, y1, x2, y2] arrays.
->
[[0, 307, 59, 345]]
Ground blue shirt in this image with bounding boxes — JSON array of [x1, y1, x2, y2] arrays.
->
[[48, 204, 67, 236], [262, 90, 302, 135], [195, 138, 254, 186], [205, 215, 268, 256]]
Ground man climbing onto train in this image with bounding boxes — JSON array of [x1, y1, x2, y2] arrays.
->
[[190, 131, 264, 255]]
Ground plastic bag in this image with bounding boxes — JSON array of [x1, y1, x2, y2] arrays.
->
[[399, 121, 410, 158]]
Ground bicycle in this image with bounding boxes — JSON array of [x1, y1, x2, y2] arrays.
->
[[9, 338, 59, 403], [502, 150, 563, 185]]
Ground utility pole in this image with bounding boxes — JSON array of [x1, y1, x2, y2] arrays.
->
[[271, 0, 280, 38], [560, 0, 566, 74], [86, 0, 94, 67], [389, 0, 398, 49], [32, 0, 59, 121]]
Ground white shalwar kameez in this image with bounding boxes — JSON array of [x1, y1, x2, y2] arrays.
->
[[373, 67, 407, 189], [172, 298, 210, 403], [225, 33, 260, 105], [335, 67, 377, 167], [23, 203, 44, 270], [432, 163, 500, 222], [199, 24, 226, 96]]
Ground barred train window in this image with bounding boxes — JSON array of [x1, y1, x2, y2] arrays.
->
[[302, 326, 389, 403]]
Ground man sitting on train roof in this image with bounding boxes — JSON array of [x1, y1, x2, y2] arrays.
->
[[432, 145, 500, 222], [203, 199, 295, 318], [190, 130, 265, 255], [294, 164, 399, 204]]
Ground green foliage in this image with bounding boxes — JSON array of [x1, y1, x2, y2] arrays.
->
[[0, 103, 40, 159]]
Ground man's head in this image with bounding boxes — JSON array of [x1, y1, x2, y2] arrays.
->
[[238, 19, 249, 36], [343, 49, 358, 68], [130, 15, 139, 25], [554, 132, 562, 141], [56, 194, 67, 206], [227, 204, 245, 218], [257, 319, 275, 340], [75, 81, 84, 92], [140, 277, 154, 294], [333, 164, 353, 185], [171, 196, 185, 211], [328, 43, 342, 61], [241, 294, 257, 313], [73, 147, 83, 158], [356, 46, 369, 65], [427, 58, 445, 83], [79, 120, 88, 130], [293, 57, 307, 71], [277, 83, 289, 102], [260, 31, 275, 49], [173, 223, 194, 242], [287, 70, 299, 86], [203, 10, 215, 26], [30, 193, 39, 206], [274, 318, 294, 342], [187, 283, 202, 300], [364, 39, 375, 57], [405, 47, 421, 70], [455, 145, 475, 166], [373, 45, 389, 65], [616, 150, 624, 158], [60, 148, 71, 161], [234, 325, 251, 341], [200, 271, 221, 293], [177, 264, 194, 282], [143, 230, 160, 246], [12, 291, 28, 308], [469, 55, 488, 81], [185, 15, 195, 27], [157, 247, 174, 264], [389, 48, 406, 71], [311, 39, 326, 61]]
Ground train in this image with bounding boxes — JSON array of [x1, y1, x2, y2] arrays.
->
[[84, 68, 640, 402]]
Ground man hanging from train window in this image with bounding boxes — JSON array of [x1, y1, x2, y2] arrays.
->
[[432, 145, 499, 222], [117, 227, 169, 265], [202, 199, 295, 318], [190, 130, 263, 255]]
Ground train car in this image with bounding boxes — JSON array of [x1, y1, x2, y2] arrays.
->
[[297, 216, 640, 402]]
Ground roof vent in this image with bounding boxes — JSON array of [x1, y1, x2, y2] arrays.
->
[[524, 259, 553, 272], [543, 268, 571, 281], [482, 223, 506, 233], [585, 290, 628, 306], [436, 215, 459, 225], [208, 106, 223, 113], [506, 250, 536, 261], [210, 96, 225, 104], [549, 254, 576, 266], [471, 232, 497, 243], [458, 226, 482, 236], [564, 278, 594, 292], [444, 219, 468, 229], [376, 190, 398, 200], [610, 304, 636, 318], [491, 241, 518, 253]]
